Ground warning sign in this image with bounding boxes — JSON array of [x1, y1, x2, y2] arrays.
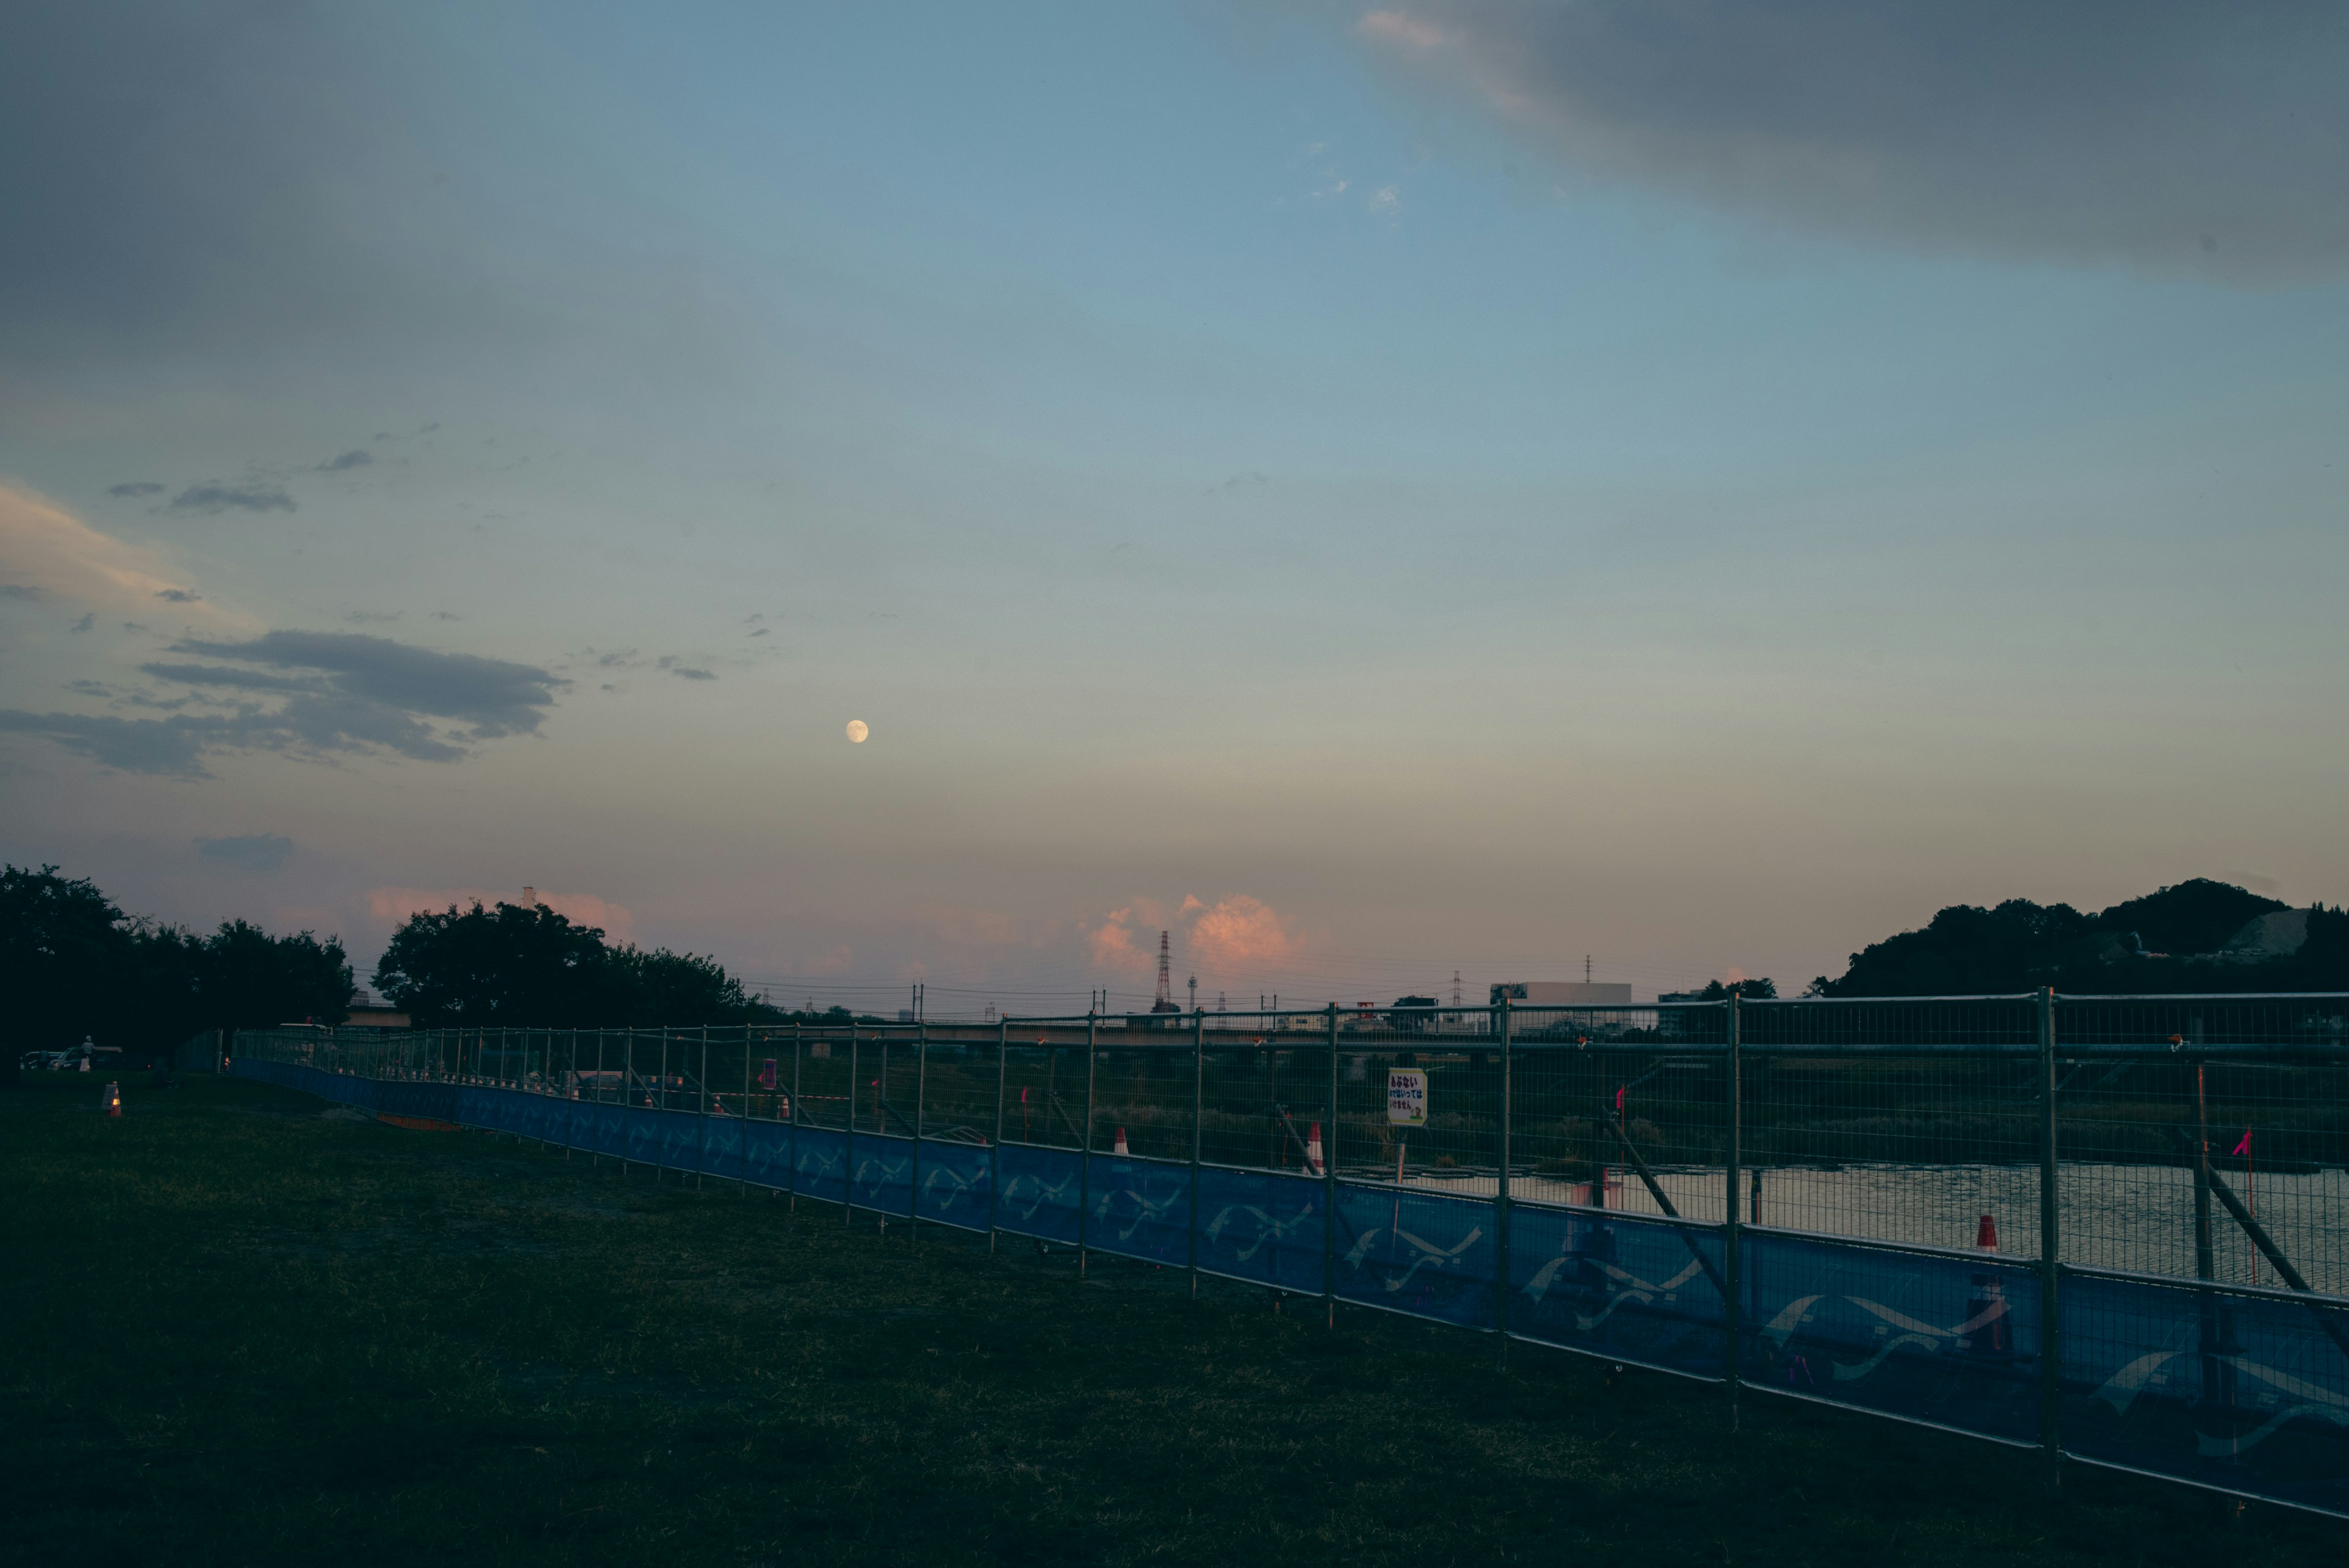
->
[[1387, 1069, 1427, 1127]]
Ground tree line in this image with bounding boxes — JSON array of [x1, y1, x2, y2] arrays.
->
[[370, 897, 820, 1028], [4, 864, 353, 1056], [4, 866, 837, 1055], [1807, 878, 2347, 997]]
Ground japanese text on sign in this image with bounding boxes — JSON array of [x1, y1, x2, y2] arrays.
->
[[1387, 1069, 1427, 1126]]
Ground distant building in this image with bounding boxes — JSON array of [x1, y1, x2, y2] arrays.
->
[[2211, 909, 2314, 964], [297, 987, 410, 1030], [1490, 981, 1634, 1007]]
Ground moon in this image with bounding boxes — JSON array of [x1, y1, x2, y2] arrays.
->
[[845, 719, 869, 743]]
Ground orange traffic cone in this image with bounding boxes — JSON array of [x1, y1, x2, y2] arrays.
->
[[1964, 1212, 2011, 1355], [1305, 1121, 1325, 1176], [103, 1081, 121, 1117], [1113, 1127, 1130, 1156]]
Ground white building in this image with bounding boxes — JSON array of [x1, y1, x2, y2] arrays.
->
[[1489, 981, 1634, 1007]]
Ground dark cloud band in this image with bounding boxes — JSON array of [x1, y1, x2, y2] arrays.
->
[[3, 630, 562, 776], [1365, 1, 2349, 280]]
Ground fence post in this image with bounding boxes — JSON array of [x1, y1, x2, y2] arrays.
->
[[1724, 994, 1742, 1427], [990, 1017, 1007, 1252], [1080, 1011, 1097, 1277], [912, 1019, 926, 1241], [1325, 1003, 1340, 1328], [791, 1022, 803, 1213], [2038, 985, 2062, 1491], [697, 1025, 709, 1187], [859, 1034, 869, 1232], [1190, 1006, 1204, 1299], [2192, 1050, 2222, 1427], [1496, 992, 1512, 1354]]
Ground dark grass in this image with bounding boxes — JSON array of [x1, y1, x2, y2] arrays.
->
[[3, 1074, 2340, 1567]]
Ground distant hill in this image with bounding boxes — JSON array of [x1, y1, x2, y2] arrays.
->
[[1813, 879, 2349, 997]]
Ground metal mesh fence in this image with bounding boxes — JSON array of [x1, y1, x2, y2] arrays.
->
[[227, 994, 2349, 1518]]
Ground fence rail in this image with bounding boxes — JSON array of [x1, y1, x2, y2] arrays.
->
[[228, 991, 2349, 1518]]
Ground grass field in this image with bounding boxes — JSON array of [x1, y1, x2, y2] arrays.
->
[[4, 1072, 2340, 1566]]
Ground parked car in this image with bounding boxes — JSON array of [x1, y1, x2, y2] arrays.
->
[[51, 1041, 121, 1072], [19, 1050, 65, 1072]]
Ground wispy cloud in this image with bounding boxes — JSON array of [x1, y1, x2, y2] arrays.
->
[[106, 481, 165, 497], [0, 483, 256, 631], [317, 449, 372, 472], [171, 481, 295, 514]]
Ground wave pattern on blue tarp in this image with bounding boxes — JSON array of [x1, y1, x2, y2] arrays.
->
[[1740, 1229, 2041, 1441], [995, 1144, 1083, 1244], [621, 1105, 660, 1164], [577, 1101, 626, 1157], [702, 1113, 745, 1181], [1086, 1154, 1191, 1264], [1195, 1167, 1324, 1293], [1334, 1186, 1496, 1329], [741, 1121, 793, 1188], [2059, 1269, 2349, 1514], [1510, 1204, 1721, 1373], [656, 1110, 701, 1171], [220, 1052, 2349, 1522], [916, 1141, 993, 1231], [794, 1126, 848, 1204], [850, 1132, 916, 1215]]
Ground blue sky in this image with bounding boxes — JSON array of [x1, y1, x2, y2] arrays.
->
[[4, 2, 2345, 1011]]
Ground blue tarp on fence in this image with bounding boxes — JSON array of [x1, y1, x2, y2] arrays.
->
[[2060, 1268, 2349, 1513], [850, 1132, 916, 1216], [1511, 1204, 1723, 1376], [916, 1141, 993, 1232], [1086, 1154, 1192, 1265], [743, 1120, 793, 1188], [228, 1057, 2349, 1520], [1740, 1229, 2042, 1441], [1334, 1185, 1496, 1329], [1195, 1167, 1324, 1293], [795, 1126, 850, 1204], [995, 1144, 1083, 1244]]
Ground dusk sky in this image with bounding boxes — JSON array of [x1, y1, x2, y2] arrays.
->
[[4, 3, 2345, 1013]]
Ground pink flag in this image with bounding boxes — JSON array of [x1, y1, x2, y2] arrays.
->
[[2232, 1131, 2253, 1157], [1615, 1087, 1625, 1114]]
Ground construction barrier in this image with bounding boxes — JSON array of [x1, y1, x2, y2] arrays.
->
[[231, 990, 2349, 1519]]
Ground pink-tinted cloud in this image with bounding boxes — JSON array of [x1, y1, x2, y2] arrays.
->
[[365, 885, 635, 944], [0, 481, 257, 631], [1184, 894, 1299, 975], [1088, 906, 1156, 973]]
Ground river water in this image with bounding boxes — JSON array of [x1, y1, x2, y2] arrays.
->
[[1393, 1161, 2349, 1294]]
